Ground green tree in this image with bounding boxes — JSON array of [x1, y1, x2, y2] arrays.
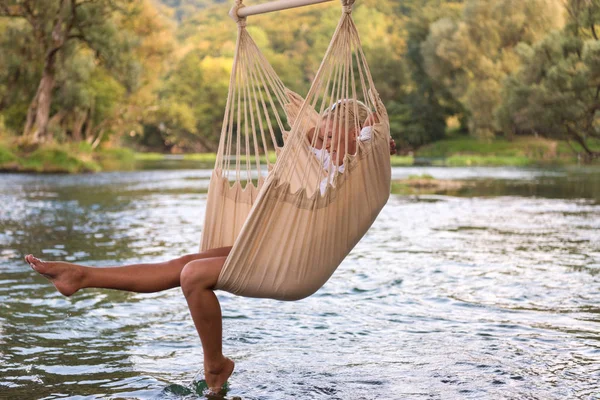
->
[[421, 0, 565, 139], [394, 0, 464, 148], [0, 0, 165, 143], [0, 18, 42, 132], [497, 0, 600, 160], [141, 0, 414, 151], [150, 52, 231, 151], [0, 0, 172, 148]]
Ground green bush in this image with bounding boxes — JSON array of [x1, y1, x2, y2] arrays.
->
[[0, 144, 18, 166], [415, 136, 583, 164], [418, 138, 524, 157], [97, 147, 135, 162], [408, 173, 434, 180], [20, 146, 100, 173], [390, 156, 414, 166], [435, 155, 533, 167]]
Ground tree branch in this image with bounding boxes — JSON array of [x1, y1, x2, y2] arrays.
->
[[0, 2, 39, 33], [106, 0, 129, 14], [22, 0, 36, 22], [46, 44, 64, 60], [564, 138, 580, 158], [50, 0, 67, 41], [567, 126, 600, 159], [65, 0, 79, 39], [67, 33, 95, 49], [75, 0, 101, 8]]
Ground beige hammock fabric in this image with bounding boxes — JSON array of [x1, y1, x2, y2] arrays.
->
[[200, 0, 391, 300]]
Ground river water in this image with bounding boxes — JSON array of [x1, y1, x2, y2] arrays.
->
[[0, 165, 599, 399]]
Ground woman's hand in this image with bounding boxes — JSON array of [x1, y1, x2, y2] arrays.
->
[[389, 137, 397, 156]]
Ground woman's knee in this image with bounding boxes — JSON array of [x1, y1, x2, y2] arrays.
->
[[180, 258, 223, 297], [178, 247, 232, 267]]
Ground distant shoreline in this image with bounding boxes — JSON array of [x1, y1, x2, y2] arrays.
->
[[1, 136, 596, 174]]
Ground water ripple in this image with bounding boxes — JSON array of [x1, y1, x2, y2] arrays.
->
[[0, 167, 599, 399]]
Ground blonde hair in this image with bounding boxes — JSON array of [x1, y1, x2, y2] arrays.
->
[[322, 99, 370, 129]]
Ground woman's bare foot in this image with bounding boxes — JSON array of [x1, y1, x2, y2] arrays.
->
[[205, 357, 235, 394], [24, 254, 84, 297]]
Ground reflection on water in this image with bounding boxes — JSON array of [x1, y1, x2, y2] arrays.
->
[[0, 165, 599, 399]]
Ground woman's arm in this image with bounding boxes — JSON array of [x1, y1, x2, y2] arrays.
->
[[306, 126, 325, 150], [364, 112, 379, 127], [362, 112, 396, 155]]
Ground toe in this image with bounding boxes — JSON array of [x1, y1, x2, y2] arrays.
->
[[25, 254, 34, 266], [27, 255, 45, 271]]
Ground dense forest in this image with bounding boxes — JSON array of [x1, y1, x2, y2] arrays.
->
[[1, 0, 600, 160]]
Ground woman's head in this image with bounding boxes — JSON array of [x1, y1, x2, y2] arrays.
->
[[323, 99, 370, 128], [320, 99, 370, 165]]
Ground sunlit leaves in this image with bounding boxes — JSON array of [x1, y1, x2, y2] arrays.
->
[[422, 0, 565, 139], [498, 13, 600, 159]]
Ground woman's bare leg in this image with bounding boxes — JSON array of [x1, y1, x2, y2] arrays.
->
[[180, 256, 234, 392], [24, 247, 232, 296], [26, 249, 235, 389]]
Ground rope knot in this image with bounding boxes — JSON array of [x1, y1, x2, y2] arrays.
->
[[229, 0, 247, 27], [341, 0, 354, 14]]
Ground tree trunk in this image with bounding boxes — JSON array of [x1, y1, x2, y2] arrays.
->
[[48, 109, 67, 133], [85, 104, 95, 142], [23, 92, 38, 138], [25, 49, 59, 143], [33, 64, 56, 142], [569, 129, 600, 162], [23, 1, 66, 143], [72, 109, 87, 141], [91, 128, 106, 149]]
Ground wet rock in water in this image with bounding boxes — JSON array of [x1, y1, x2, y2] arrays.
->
[[392, 176, 471, 195], [405, 178, 466, 190]]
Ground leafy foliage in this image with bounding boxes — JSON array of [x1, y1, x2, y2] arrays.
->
[[0, 0, 173, 145], [0, 0, 598, 161], [421, 0, 564, 139], [498, 0, 600, 159]]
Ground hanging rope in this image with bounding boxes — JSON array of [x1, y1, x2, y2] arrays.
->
[[201, 0, 391, 301]]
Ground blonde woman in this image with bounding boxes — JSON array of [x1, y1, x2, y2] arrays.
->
[[25, 100, 397, 394], [308, 99, 397, 194]]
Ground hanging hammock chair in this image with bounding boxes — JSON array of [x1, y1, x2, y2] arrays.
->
[[200, 0, 391, 301]]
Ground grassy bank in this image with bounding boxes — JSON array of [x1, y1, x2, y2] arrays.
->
[[0, 140, 413, 173], [136, 136, 592, 168], [0, 140, 135, 173], [135, 151, 415, 166], [2, 135, 596, 173], [415, 136, 599, 166]]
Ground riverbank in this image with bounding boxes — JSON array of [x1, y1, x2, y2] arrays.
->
[[1, 135, 596, 173], [416, 136, 598, 166], [0, 140, 135, 173], [134, 151, 415, 166], [134, 136, 599, 168]]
